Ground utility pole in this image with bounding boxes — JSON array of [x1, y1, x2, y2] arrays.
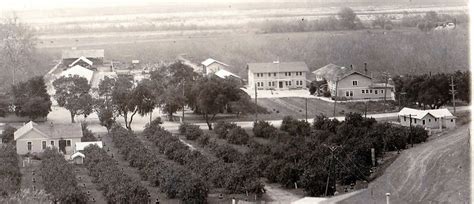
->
[[333, 77, 339, 117], [255, 83, 258, 122], [305, 97, 308, 122], [382, 72, 390, 112], [450, 76, 456, 114], [182, 79, 185, 123], [323, 144, 341, 197], [409, 114, 414, 148], [399, 92, 406, 111]]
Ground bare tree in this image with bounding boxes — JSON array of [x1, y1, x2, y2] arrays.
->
[[0, 14, 36, 87]]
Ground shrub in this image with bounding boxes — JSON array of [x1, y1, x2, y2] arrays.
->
[[197, 134, 210, 147], [0, 145, 21, 197], [280, 116, 311, 136], [209, 142, 242, 163], [179, 123, 203, 140], [410, 126, 429, 144], [1, 125, 16, 144], [214, 121, 237, 139], [227, 126, 250, 145], [253, 120, 278, 138]]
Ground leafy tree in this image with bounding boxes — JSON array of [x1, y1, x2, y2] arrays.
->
[[280, 116, 311, 137], [1, 125, 16, 144], [253, 120, 278, 138], [53, 75, 93, 123], [191, 76, 241, 130], [11, 76, 51, 120], [372, 15, 393, 29], [111, 77, 155, 130], [214, 121, 237, 139], [0, 93, 10, 117], [337, 7, 359, 29], [149, 61, 197, 120], [0, 144, 21, 197], [81, 123, 97, 142], [453, 71, 470, 103], [227, 126, 250, 145], [179, 123, 203, 140]]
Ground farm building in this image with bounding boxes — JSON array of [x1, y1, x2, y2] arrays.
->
[[14, 121, 83, 155], [71, 152, 85, 165], [398, 107, 456, 129], [201, 58, 229, 75], [312, 63, 394, 100], [62, 48, 105, 67], [247, 61, 309, 90], [60, 65, 95, 84]]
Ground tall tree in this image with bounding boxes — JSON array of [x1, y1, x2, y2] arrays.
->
[[111, 77, 155, 130], [149, 61, 197, 120], [337, 7, 359, 29], [11, 76, 51, 120], [53, 75, 93, 123], [0, 15, 37, 87], [95, 76, 117, 132], [191, 76, 241, 130]]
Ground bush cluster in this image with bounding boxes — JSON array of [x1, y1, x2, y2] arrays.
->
[[39, 148, 88, 203], [253, 120, 278, 138], [214, 121, 237, 139], [83, 145, 149, 203], [179, 123, 204, 140], [0, 145, 21, 197], [144, 119, 264, 195], [109, 125, 208, 203], [227, 126, 250, 145], [280, 116, 311, 136]]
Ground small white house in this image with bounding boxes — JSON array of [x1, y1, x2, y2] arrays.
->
[[71, 152, 85, 165], [398, 107, 456, 130], [201, 58, 229, 75]]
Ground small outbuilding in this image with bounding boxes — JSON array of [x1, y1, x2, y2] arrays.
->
[[71, 152, 85, 165]]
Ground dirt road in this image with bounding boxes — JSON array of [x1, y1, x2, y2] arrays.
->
[[332, 124, 470, 204]]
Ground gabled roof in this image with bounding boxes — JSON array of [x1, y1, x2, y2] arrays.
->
[[248, 61, 309, 73], [215, 69, 241, 79], [75, 141, 103, 152], [201, 58, 229, 67], [71, 152, 85, 159], [61, 65, 95, 83], [62, 49, 105, 59], [398, 107, 456, 120], [14, 121, 83, 141], [69, 56, 93, 67], [313, 63, 371, 82]]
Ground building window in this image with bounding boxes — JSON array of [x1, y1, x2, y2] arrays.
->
[[300, 80, 303, 86], [428, 119, 431, 122], [274, 73, 277, 77], [51, 141, 54, 146], [349, 91, 353, 96], [414, 119, 417, 124], [435, 118, 438, 122], [381, 90, 384, 93], [268, 73, 271, 77], [370, 90, 373, 93], [285, 72, 288, 76], [27, 142, 32, 151], [422, 120, 425, 125], [289, 81, 292, 86], [296, 81, 299, 86], [451, 119, 454, 122], [346, 91, 349, 97], [272, 82, 275, 86], [42, 141, 46, 150], [352, 81, 358, 86], [288, 72, 291, 76], [362, 90, 365, 94], [299, 72, 302, 75], [375, 90, 378, 94], [404, 116, 406, 121], [66, 140, 71, 147]]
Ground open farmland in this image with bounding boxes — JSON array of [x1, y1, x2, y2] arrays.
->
[[38, 25, 468, 80]]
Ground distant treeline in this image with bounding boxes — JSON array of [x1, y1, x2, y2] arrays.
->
[[258, 10, 468, 33]]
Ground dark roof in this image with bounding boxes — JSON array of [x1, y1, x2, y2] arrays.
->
[[247, 62, 309, 73], [312, 63, 371, 82], [35, 122, 83, 139], [62, 49, 105, 59]]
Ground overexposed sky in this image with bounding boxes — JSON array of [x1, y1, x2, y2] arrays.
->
[[0, 0, 277, 10]]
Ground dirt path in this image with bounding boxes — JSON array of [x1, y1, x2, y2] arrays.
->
[[334, 124, 470, 204], [264, 182, 303, 204]]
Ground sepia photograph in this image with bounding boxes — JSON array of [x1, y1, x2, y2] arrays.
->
[[0, 0, 470, 203]]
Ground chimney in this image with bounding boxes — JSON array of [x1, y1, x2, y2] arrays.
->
[[350, 64, 353, 70], [364, 63, 368, 75]]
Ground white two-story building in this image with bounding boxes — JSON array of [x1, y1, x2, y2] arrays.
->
[[247, 61, 309, 90]]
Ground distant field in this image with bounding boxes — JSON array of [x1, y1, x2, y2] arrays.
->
[[38, 25, 469, 80]]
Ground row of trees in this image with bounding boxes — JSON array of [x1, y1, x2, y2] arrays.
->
[[39, 148, 87, 203], [146, 119, 264, 195], [393, 71, 470, 109], [53, 60, 257, 131], [244, 113, 428, 196], [0, 145, 21, 197], [83, 145, 150, 203], [110, 123, 208, 202]]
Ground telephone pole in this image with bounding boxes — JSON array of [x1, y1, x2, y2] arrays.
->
[[382, 72, 390, 112], [305, 97, 308, 122], [333, 77, 339, 117], [450, 76, 456, 114], [255, 83, 258, 122], [323, 144, 341, 197]]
